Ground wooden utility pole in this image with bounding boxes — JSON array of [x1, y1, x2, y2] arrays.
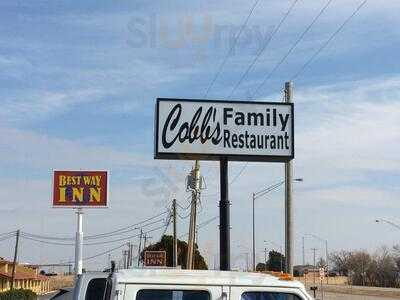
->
[[264, 248, 268, 271], [10, 230, 20, 290], [137, 229, 143, 267], [172, 199, 178, 268], [186, 161, 200, 269]]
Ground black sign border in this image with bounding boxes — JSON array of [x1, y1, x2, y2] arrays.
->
[[154, 98, 294, 162]]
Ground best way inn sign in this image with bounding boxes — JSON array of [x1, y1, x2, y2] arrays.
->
[[155, 98, 294, 162], [53, 170, 108, 207]]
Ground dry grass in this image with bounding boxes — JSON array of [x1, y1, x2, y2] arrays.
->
[[48, 275, 74, 291]]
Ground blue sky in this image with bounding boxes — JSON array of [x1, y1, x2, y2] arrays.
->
[[0, 0, 399, 271]]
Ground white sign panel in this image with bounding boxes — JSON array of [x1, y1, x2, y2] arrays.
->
[[155, 98, 294, 162]]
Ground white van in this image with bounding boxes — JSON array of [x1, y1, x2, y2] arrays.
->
[[73, 269, 313, 300]]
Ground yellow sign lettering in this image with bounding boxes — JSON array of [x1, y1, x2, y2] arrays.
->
[[89, 187, 101, 202], [72, 187, 84, 202], [58, 187, 66, 202]]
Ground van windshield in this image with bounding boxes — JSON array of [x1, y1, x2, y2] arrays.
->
[[136, 290, 210, 300], [242, 292, 302, 300]]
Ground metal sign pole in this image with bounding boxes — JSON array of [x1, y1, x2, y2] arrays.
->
[[75, 208, 83, 275], [284, 81, 294, 275], [219, 158, 230, 270]]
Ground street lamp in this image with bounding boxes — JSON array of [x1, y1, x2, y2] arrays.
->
[[252, 178, 303, 271], [375, 219, 400, 231], [264, 240, 283, 272]]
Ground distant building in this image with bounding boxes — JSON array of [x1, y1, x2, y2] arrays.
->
[[0, 258, 50, 294], [293, 264, 315, 276]]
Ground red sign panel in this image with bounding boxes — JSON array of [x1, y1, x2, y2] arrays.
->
[[53, 171, 108, 208], [144, 251, 167, 267]]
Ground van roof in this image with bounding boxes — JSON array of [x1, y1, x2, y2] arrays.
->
[[115, 269, 304, 289]]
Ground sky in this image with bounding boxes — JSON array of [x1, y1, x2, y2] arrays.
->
[[0, 0, 399, 272]]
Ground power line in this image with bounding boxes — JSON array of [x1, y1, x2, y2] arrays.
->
[[204, 0, 261, 98], [66, 243, 128, 264], [84, 224, 167, 246], [291, 0, 368, 80], [19, 234, 74, 246], [0, 231, 16, 239], [84, 210, 169, 240], [0, 234, 16, 243], [20, 210, 169, 242], [226, 0, 299, 99], [252, 0, 334, 98], [84, 217, 167, 240], [179, 216, 218, 239], [19, 224, 168, 247]]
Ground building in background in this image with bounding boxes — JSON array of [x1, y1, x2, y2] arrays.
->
[[0, 258, 50, 294]]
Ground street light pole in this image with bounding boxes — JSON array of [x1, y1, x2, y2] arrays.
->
[[375, 219, 400, 231], [252, 192, 256, 271], [251, 178, 303, 271]]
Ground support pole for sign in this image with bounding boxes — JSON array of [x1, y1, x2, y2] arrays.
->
[[75, 209, 83, 276], [284, 81, 294, 275], [219, 158, 230, 270]]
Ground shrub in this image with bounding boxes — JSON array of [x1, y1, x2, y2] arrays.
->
[[0, 289, 37, 300]]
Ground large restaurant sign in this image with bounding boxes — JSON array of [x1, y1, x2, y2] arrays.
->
[[155, 98, 294, 162], [53, 170, 108, 208]]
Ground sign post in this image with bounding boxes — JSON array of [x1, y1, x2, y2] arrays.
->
[[52, 170, 108, 275], [75, 209, 83, 275], [154, 98, 294, 271], [219, 158, 230, 270]]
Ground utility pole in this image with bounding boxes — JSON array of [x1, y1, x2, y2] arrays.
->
[[284, 81, 294, 275], [130, 243, 134, 268], [311, 248, 318, 284], [325, 239, 329, 284], [137, 229, 143, 267], [264, 248, 268, 271], [126, 243, 130, 268], [75, 209, 84, 276], [122, 250, 126, 269], [186, 161, 201, 269], [172, 199, 178, 268], [143, 233, 151, 249], [10, 230, 20, 290], [302, 236, 305, 265], [252, 193, 256, 271]]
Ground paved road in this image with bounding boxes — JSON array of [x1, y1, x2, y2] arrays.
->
[[39, 291, 58, 300], [316, 292, 400, 300]]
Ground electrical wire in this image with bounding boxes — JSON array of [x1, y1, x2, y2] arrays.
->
[[65, 243, 129, 264], [204, 0, 261, 98], [84, 224, 167, 246], [179, 216, 218, 239], [290, 0, 368, 80], [19, 234, 74, 246], [20, 210, 169, 242], [0, 230, 17, 237], [0, 234, 16, 243], [226, 0, 299, 99], [84, 210, 169, 240], [252, 0, 334, 98], [19, 223, 168, 247]]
